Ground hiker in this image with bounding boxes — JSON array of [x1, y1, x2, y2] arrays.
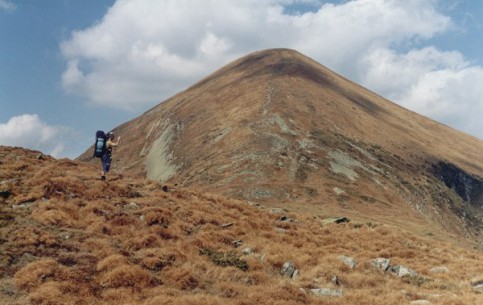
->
[[101, 132, 121, 180]]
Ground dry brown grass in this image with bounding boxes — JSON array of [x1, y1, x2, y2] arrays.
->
[[1, 146, 482, 304]]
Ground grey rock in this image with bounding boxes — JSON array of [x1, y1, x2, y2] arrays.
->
[[388, 265, 418, 277], [331, 275, 340, 285], [410, 301, 431, 305], [124, 202, 140, 210], [472, 278, 483, 293], [279, 215, 293, 222], [12, 201, 34, 209], [232, 239, 243, 248], [370, 258, 391, 271], [311, 288, 343, 297], [275, 228, 289, 234], [338, 255, 357, 269], [281, 261, 299, 279], [270, 207, 288, 214], [321, 217, 350, 225], [242, 247, 254, 255], [429, 266, 449, 273]]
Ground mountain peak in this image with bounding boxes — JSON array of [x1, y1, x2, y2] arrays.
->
[[79, 49, 483, 243]]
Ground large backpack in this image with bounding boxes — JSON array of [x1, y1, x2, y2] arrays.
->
[[93, 130, 107, 158]]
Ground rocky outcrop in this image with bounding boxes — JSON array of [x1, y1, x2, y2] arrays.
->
[[338, 255, 357, 269], [432, 161, 483, 208], [281, 261, 299, 279], [310, 288, 343, 297]]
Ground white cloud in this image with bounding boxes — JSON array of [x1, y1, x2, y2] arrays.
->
[[0, 114, 70, 158], [60, 0, 483, 138], [0, 0, 16, 11], [360, 46, 483, 136]]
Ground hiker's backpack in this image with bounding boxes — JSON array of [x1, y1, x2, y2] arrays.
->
[[93, 130, 107, 158]]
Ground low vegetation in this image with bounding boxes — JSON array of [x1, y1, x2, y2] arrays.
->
[[1, 146, 482, 304]]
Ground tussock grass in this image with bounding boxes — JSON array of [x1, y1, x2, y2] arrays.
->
[[1, 147, 482, 304]]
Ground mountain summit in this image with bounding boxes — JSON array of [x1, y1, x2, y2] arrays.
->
[[79, 48, 482, 242]]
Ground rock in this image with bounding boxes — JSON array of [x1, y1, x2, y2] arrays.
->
[[0, 190, 11, 199], [338, 255, 357, 269], [270, 208, 288, 214], [232, 239, 243, 248], [311, 288, 343, 297], [473, 284, 483, 293], [331, 275, 340, 285], [333, 187, 345, 195], [275, 228, 289, 234], [124, 202, 140, 210], [388, 265, 418, 278], [281, 261, 299, 279], [321, 217, 350, 225], [370, 258, 391, 271], [242, 247, 254, 255], [410, 300, 431, 305], [429, 266, 449, 273], [279, 215, 293, 222], [471, 278, 483, 293], [12, 201, 34, 209]]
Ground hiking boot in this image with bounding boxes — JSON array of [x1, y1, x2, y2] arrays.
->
[[101, 175, 106, 181]]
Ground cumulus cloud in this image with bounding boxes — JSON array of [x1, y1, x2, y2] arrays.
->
[[360, 46, 483, 136], [0, 114, 71, 158], [60, 0, 483, 138], [0, 0, 16, 12]]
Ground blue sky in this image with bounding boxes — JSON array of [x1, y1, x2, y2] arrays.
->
[[1, 0, 483, 158]]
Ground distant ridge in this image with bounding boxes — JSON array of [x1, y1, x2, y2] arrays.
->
[[79, 48, 482, 242]]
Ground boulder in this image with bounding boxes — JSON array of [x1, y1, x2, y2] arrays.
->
[[310, 288, 343, 297], [331, 275, 340, 285], [124, 202, 140, 210], [232, 239, 243, 248], [279, 215, 294, 222], [338, 255, 357, 269], [410, 301, 431, 305], [473, 284, 483, 293], [388, 265, 418, 278], [281, 261, 299, 279], [12, 201, 34, 209], [429, 266, 449, 274], [275, 228, 289, 234], [321, 217, 350, 225], [242, 247, 254, 255], [221, 222, 235, 228], [370, 258, 391, 271], [471, 278, 483, 293], [270, 208, 288, 214]]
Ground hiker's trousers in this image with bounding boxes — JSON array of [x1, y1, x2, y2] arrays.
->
[[102, 153, 112, 173]]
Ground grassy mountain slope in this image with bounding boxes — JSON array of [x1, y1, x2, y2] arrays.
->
[[2, 146, 482, 305], [78, 49, 482, 243]]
